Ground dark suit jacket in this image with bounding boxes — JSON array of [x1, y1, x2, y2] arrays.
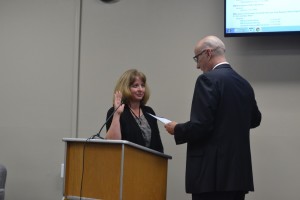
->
[[106, 104, 164, 153], [174, 64, 261, 194]]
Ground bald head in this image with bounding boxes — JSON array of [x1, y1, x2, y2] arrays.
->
[[194, 35, 227, 72], [196, 36, 225, 55]]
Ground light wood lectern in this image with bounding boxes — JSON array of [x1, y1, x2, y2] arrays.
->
[[62, 138, 172, 200]]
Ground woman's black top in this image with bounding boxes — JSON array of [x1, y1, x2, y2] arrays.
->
[[106, 104, 164, 153]]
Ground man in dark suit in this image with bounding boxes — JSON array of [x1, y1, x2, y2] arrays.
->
[[165, 35, 261, 200]]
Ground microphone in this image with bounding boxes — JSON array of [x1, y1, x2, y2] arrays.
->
[[91, 102, 124, 139]]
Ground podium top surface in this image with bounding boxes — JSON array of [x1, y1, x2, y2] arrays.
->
[[63, 138, 172, 159]]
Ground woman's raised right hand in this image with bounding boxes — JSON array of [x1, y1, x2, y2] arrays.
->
[[114, 91, 125, 115]]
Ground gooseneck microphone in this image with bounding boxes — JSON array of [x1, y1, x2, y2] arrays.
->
[[91, 102, 124, 139]]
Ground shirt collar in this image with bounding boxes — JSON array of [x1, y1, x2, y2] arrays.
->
[[213, 62, 229, 70]]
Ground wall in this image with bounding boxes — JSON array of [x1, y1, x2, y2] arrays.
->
[[0, 0, 299, 199], [0, 0, 79, 199]]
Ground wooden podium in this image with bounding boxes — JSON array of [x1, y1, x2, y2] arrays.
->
[[62, 138, 172, 200]]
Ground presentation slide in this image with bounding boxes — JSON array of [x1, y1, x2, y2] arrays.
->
[[226, 0, 300, 33]]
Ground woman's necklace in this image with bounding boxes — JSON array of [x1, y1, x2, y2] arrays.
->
[[129, 106, 142, 125]]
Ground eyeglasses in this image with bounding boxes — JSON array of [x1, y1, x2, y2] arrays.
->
[[193, 49, 207, 63], [193, 47, 221, 63]]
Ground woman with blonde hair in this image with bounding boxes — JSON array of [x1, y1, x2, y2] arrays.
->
[[105, 69, 163, 153]]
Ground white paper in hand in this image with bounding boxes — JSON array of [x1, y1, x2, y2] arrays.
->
[[147, 113, 172, 124]]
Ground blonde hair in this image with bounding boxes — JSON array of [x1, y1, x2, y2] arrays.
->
[[113, 69, 150, 105]]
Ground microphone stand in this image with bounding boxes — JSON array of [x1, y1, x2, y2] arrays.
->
[[91, 103, 123, 139]]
